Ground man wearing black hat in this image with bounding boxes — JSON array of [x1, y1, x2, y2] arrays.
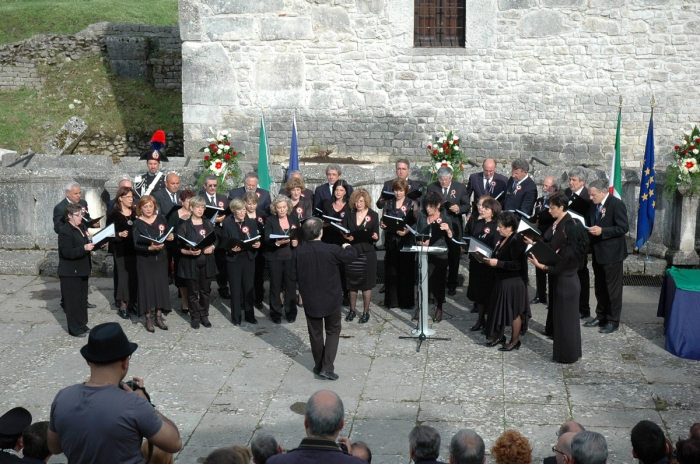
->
[[0, 407, 32, 462], [47, 322, 182, 463], [134, 130, 168, 198]]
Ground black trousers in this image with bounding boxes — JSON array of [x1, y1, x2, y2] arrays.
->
[[384, 248, 416, 309], [545, 274, 557, 336], [61, 276, 89, 336], [186, 265, 211, 322], [112, 254, 118, 303], [592, 258, 623, 323], [267, 259, 297, 321], [254, 252, 265, 305], [306, 308, 342, 373], [428, 255, 448, 308], [535, 267, 548, 302], [578, 256, 591, 316], [227, 258, 255, 324], [214, 248, 229, 293], [446, 239, 461, 289]]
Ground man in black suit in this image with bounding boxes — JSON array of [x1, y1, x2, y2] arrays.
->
[[52, 182, 100, 234], [153, 173, 182, 285], [584, 180, 629, 334], [531, 176, 559, 305], [290, 218, 357, 380], [313, 164, 354, 211], [564, 167, 592, 318], [282, 170, 315, 205], [503, 159, 538, 215], [375, 159, 424, 209], [200, 174, 231, 299], [228, 172, 272, 215], [427, 166, 470, 295], [465, 158, 508, 216], [267, 390, 365, 464]]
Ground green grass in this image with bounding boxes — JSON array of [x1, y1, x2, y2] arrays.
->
[[0, 55, 182, 151], [0, 0, 178, 44]]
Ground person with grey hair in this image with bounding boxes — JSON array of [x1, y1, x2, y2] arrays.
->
[[376, 158, 424, 209], [584, 179, 628, 334], [409, 425, 445, 463], [251, 432, 283, 464], [314, 164, 354, 211], [531, 175, 559, 306], [198, 174, 231, 299], [267, 391, 364, 463], [427, 165, 470, 296], [228, 172, 272, 215], [544, 422, 585, 464], [53, 181, 100, 234], [570, 431, 608, 464], [265, 195, 300, 323], [449, 429, 486, 464], [283, 170, 315, 205], [290, 218, 357, 379], [564, 167, 592, 319], [503, 159, 537, 215]]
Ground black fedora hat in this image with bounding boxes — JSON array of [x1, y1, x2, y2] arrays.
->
[[0, 407, 31, 436], [80, 322, 138, 364]]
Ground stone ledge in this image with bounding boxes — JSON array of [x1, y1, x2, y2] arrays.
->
[[0, 250, 47, 276]]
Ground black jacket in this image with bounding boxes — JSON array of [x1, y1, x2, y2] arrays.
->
[[503, 176, 537, 215], [199, 191, 230, 231], [382, 197, 419, 250], [176, 218, 218, 279], [416, 209, 453, 258], [132, 215, 171, 257], [53, 198, 90, 234], [227, 187, 271, 215], [376, 178, 424, 208], [264, 214, 300, 261], [222, 215, 259, 262], [57, 222, 92, 277], [534, 195, 555, 233], [427, 181, 470, 238], [267, 438, 365, 464], [493, 233, 527, 280], [342, 209, 379, 253], [152, 188, 181, 216], [291, 196, 314, 223], [314, 182, 354, 211], [588, 194, 629, 264], [466, 171, 509, 212]]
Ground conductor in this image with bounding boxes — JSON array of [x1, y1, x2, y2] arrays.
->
[[290, 217, 358, 381]]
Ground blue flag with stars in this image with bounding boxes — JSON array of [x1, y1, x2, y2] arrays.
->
[[636, 111, 656, 249]]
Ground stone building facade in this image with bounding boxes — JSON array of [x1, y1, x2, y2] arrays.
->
[[179, 0, 700, 167]]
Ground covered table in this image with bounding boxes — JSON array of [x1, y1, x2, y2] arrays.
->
[[657, 267, 700, 360]]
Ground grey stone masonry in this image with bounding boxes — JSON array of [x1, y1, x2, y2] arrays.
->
[[180, 0, 700, 169]]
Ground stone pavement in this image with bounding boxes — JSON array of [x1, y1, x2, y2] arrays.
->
[[0, 275, 698, 464]]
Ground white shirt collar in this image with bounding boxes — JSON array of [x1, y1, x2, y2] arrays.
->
[[574, 186, 584, 196], [600, 193, 609, 206]]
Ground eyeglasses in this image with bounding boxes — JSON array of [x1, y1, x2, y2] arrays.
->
[[552, 446, 567, 456], [71, 212, 83, 217]]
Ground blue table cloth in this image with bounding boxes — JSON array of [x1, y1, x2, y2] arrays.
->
[[657, 270, 700, 360]]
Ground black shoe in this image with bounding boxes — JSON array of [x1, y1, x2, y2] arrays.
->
[[486, 336, 506, 347], [447, 288, 457, 296], [287, 316, 296, 323], [379, 285, 386, 294], [599, 322, 619, 334], [342, 296, 350, 306], [499, 340, 521, 351], [358, 312, 370, 324], [346, 310, 356, 322], [470, 323, 484, 332], [118, 309, 130, 320], [219, 290, 231, 299], [201, 318, 212, 328], [530, 296, 542, 304], [432, 309, 443, 323], [245, 317, 258, 324], [255, 302, 263, 310], [272, 319, 282, 324], [87, 303, 96, 309], [580, 313, 591, 319], [319, 371, 339, 380], [584, 317, 606, 327], [191, 320, 200, 329], [313, 367, 321, 375]]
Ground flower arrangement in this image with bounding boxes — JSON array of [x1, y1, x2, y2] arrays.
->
[[425, 129, 467, 182], [198, 127, 241, 193], [665, 126, 700, 194]]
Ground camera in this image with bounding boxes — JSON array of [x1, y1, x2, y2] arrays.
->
[[337, 442, 348, 453], [122, 380, 141, 391]]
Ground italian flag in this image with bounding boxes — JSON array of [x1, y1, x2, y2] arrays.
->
[[257, 114, 273, 191], [609, 107, 623, 199]]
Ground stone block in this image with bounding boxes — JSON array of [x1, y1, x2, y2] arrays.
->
[[365, 91, 388, 107], [583, 17, 621, 35], [356, 0, 384, 14], [182, 42, 237, 106], [543, 0, 584, 6], [44, 117, 88, 155], [0, 149, 18, 167], [499, 0, 536, 9], [109, 60, 147, 80], [259, 18, 313, 41], [203, 16, 255, 41], [179, 0, 202, 41], [254, 54, 305, 108], [519, 10, 567, 38], [183, 104, 222, 126], [0, 251, 46, 276], [104, 36, 148, 61], [313, 6, 351, 34], [202, 0, 284, 14]]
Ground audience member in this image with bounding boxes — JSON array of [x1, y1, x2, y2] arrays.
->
[[409, 425, 444, 463], [544, 422, 585, 464], [570, 431, 607, 464], [337, 438, 372, 462], [631, 420, 668, 464], [0, 407, 32, 463], [267, 390, 365, 463], [674, 437, 700, 464], [552, 432, 577, 464], [689, 423, 700, 439], [492, 430, 532, 464], [141, 440, 175, 464], [19, 421, 50, 464], [251, 433, 283, 464], [203, 446, 252, 464], [449, 429, 486, 464]]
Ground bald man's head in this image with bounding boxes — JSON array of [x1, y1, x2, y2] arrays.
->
[[305, 390, 345, 439], [558, 421, 584, 436]]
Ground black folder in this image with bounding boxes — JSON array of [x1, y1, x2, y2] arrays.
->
[[526, 241, 563, 266], [517, 218, 544, 242], [381, 214, 406, 233], [219, 235, 260, 251], [177, 231, 217, 250]]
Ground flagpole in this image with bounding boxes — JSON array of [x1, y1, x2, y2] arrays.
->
[[639, 97, 655, 262]]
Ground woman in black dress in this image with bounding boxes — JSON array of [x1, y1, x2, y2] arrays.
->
[[58, 203, 95, 337], [342, 188, 380, 323], [381, 178, 419, 310], [530, 220, 588, 363], [133, 195, 174, 332], [415, 191, 455, 322], [223, 198, 262, 326], [467, 196, 501, 332], [168, 189, 194, 315], [264, 195, 300, 323], [177, 196, 217, 329], [107, 186, 138, 320], [483, 212, 531, 351], [243, 191, 268, 309], [322, 179, 352, 304]]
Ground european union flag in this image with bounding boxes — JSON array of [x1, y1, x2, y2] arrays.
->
[[287, 114, 299, 180], [636, 111, 656, 249]]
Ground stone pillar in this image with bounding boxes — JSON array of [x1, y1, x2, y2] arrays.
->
[[668, 186, 700, 266]]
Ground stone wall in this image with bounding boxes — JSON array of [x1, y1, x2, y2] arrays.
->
[[72, 131, 185, 158], [0, 22, 182, 90], [180, 0, 700, 168]]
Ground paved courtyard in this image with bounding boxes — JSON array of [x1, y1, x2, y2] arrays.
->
[[0, 274, 698, 464]]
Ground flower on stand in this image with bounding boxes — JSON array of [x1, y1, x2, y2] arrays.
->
[[666, 126, 700, 194], [425, 129, 467, 182], [199, 127, 241, 193]]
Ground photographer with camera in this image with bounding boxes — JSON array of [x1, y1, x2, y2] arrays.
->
[[47, 323, 182, 463]]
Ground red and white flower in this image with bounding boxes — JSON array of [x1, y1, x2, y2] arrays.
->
[[199, 229, 207, 236], [242, 226, 250, 235]]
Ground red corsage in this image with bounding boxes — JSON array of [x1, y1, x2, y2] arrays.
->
[[364, 215, 372, 224], [290, 225, 297, 229], [515, 184, 522, 193], [242, 226, 249, 234], [600, 207, 606, 218], [296, 207, 303, 215], [436, 218, 442, 224], [256, 192, 261, 198], [158, 224, 165, 233], [218, 201, 224, 208], [199, 229, 207, 236], [340, 212, 346, 218], [400, 205, 407, 213], [484, 227, 490, 235], [450, 189, 456, 197], [258, 217, 264, 224]]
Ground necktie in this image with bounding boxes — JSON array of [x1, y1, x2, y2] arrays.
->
[[486, 178, 493, 193], [209, 195, 215, 205], [171, 193, 177, 204], [443, 188, 448, 197], [512, 181, 518, 192], [596, 204, 603, 221]]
